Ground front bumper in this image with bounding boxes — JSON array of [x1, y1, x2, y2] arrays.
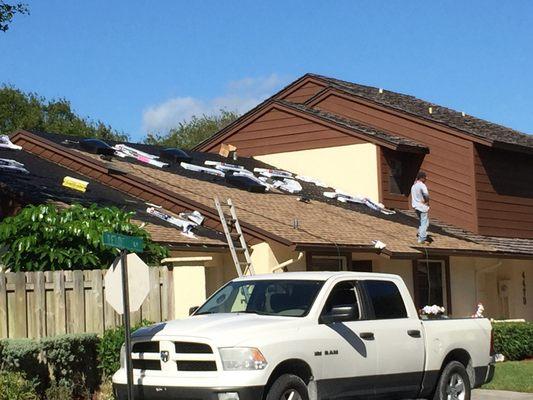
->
[[113, 383, 264, 400]]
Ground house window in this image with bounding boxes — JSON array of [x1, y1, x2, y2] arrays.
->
[[383, 149, 424, 197], [351, 260, 372, 272], [389, 158, 404, 195], [307, 253, 350, 271], [414, 260, 448, 312]]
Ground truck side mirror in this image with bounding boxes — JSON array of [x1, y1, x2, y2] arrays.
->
[[319, 305, 357, 324], [189, 306, 199, 315]]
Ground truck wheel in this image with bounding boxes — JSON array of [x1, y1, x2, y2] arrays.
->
[[433, 361, 471, 400], [266, 374, 309, 400]]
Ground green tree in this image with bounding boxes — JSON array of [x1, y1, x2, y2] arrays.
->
[[0, 86, 127, 140], [144, 109, 240, 149], [0, 204, 168, 271], [0, 1, 28, 32]]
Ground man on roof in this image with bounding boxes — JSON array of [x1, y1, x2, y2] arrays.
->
[[411, 171, 431, 244]]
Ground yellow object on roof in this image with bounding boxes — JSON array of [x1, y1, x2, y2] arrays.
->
[[62, 176, 89, 192]]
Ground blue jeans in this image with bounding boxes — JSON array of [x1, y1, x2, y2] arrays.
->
[[416, 210, 429, 242]]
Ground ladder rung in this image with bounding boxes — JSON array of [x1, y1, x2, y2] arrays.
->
[[234, 247, 246, 252], [239, 261, 250, 266]]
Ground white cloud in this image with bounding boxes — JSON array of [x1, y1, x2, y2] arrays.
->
[[142, 74, 287, 133]]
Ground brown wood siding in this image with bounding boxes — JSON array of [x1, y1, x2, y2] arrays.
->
[[315, 93, 478, 232], [280, 81, 327, 103], [474, 144, 533, 238], [222, 107, 364, 156]]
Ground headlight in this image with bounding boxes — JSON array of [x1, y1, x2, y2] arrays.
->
[[219, 347, 267, 371]]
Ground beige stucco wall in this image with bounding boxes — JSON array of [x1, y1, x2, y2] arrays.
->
[[450, 257, 533, 320], [255, 143, 380, 201]]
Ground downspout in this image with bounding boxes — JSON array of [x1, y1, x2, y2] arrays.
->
[[272, 252, 304, 273]]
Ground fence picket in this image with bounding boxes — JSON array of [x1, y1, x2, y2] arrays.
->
[[34, 271, 46, 338], [13, 272, 27, 338], [54, 271, 66, 335], [0, 272, 7, 337]]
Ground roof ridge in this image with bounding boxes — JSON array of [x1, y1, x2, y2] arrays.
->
[[306, 73, 533, 151]]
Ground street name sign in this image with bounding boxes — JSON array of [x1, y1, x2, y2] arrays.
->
[[102, 232, 144, 253]]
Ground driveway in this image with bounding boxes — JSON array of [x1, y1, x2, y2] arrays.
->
[[472, 389, 533, 400]]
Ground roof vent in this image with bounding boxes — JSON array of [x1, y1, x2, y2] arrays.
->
[[461, 112, 466, 117], [159, 148, 192, 164], [79, 139, 115, 156], [378, 88, 383, 94], [428, 107, 433, 114], [225, 173, 266, 193]]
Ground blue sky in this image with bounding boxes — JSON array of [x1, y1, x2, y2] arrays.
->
[[1, 0, 532, 141]]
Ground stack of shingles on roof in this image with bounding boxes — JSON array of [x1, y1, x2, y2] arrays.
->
[[0, 144, 227, 248], [309, 74, 533, 150], [55, 135, 495, 257]]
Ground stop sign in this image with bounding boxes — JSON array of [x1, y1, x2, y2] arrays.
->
[[104, 253, 150, 314]]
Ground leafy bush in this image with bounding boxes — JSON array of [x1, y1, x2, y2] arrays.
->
[[44, 380, 75, 400], [41, 334, 100, 395], [98, 321, 153, 378], [493, 322, 533, 361], [0, 339, 48, 392], [94, 378, 115, 400], [0, 204, 169, 271], [0, 371, 39, 400]]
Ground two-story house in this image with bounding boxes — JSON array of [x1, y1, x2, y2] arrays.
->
[[195, 73, 533, 320]]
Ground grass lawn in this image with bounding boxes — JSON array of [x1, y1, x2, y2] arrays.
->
[[482, 360, 533, 393]]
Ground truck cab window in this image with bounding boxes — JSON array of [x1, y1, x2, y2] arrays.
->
[[322, 281, 360, 320], [363, 280, 407, 319]]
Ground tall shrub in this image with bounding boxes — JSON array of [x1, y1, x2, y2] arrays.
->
[[493, 322, 533, 361], [0, 204, 168, 271]]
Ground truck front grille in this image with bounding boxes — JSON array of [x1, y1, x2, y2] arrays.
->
[[132, 341, 159, 353], [130, 339, 218, 372], [177, 361, 217, 371], [132, 360, 161, 370], [175, 341, 213, 354]]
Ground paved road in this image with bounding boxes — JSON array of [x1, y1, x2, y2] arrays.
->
[[472, 389, 533, 400]]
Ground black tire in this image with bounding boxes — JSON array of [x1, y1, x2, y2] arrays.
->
[[266, 374, 309, 400], [432, 361, 471, 400]]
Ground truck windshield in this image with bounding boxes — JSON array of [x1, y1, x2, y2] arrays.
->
[[195, 280, 324, 317]]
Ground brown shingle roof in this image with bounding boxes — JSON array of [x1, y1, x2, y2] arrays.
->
[[308, 73, 533, 152], [73, 147, 495, 256]]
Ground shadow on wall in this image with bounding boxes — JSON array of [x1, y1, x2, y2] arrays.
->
[[477, 146, 533, 198]]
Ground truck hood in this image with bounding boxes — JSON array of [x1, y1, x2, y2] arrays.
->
[[132, 313, 302, 346]]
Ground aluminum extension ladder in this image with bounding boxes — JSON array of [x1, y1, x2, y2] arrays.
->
[[214, 197, 255, 277]]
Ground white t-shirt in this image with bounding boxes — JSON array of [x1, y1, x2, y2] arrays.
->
[[411, 180, 429, 212]]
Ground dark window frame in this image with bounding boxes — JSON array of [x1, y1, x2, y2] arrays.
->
[[306, 251, 352, 271], [412, 257, 452, 314]]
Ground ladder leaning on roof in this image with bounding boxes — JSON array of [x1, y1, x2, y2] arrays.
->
[[214, 197, 255, 277]]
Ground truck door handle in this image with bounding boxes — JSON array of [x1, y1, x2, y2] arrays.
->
[[407, 330, 421, 338], [359, 332, 375, 340]]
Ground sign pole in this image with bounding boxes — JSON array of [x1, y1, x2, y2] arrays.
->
[[121, 249, 135, 400]]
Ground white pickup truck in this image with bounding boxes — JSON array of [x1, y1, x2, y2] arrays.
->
[[113, 272, 495, 400]]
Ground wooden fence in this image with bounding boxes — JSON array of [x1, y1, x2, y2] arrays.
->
[[0, 267, 174, 339]]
